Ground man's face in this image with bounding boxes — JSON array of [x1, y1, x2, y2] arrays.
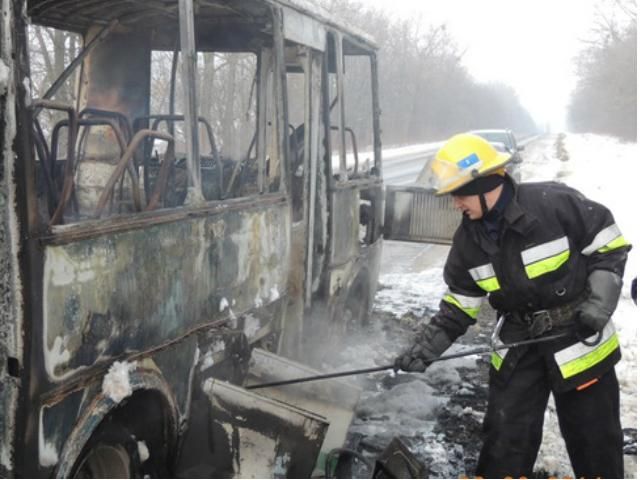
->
[[452, 194, 483, 220]]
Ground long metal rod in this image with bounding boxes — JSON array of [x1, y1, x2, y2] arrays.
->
[[178, 0, 202, 196], [246, 331, 569, 390]]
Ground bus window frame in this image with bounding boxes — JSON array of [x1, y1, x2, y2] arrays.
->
[[32, 5, 290, 238], [325, 31, 382, 187]]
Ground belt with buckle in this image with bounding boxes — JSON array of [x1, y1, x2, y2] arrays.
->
[[522, 309, 558, 337], [512, 294, 586, 338]]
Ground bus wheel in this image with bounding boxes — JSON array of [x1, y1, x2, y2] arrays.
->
[[72, 425, 142, 479]]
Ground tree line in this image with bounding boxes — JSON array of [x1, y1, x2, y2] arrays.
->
[[567, 0, 637, 141], [321, 0, 539, 146], [27, 3, 539, 156], [26, 1, 636, 151]]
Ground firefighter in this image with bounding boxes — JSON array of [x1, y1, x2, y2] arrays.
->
[[394, 133, 630, 478]]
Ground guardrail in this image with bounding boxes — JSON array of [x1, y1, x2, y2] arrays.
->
[[383, 133, 541, 185]]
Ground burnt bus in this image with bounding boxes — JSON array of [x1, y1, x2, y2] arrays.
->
[[0, 0, 383, 476]]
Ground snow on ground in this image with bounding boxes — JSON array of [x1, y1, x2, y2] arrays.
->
[[332, 140, 443, 172], [334, 133, 637, 478]]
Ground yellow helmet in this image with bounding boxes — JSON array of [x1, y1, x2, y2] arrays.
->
[[426, 133, 512, 195]]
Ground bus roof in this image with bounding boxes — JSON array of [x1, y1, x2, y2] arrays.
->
[[27, 0, 377, 52]]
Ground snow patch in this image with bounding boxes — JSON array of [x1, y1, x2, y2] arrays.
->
[[357, 380, 444, 421], [228, 309, 238, 329], [0, 60, 9, 94], [102, 361, 137, 403], [219, 297, 229, 312], [200, 340, 226, 371], [375, 268, 446, 317], [38, 410, 59, 467], [254, 293, 263, 308], [243, 314, 261, 339], [269, 286, 280, 302], [274, 452, 291, 476]]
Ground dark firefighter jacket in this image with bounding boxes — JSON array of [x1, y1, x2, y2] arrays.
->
[[431, 176, 631, 392]]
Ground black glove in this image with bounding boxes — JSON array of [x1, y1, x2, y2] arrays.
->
[[394, 351, 431, 372], [394, 324, 452, 373], [576, 270, 623, 333]]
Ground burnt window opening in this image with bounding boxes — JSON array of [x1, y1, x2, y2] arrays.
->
[[343, 51, 375, 179], [148, 50, 263, 202], [326, 33, 377, 182], [286, 46, 307, 223], [28, 12, 286, 227]]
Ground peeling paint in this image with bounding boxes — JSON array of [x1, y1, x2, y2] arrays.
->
[[41, 204, 290, 382], [46, 247, 108, 287], [38, 410, 59, 467], [235, 428, 277, 478], [274, 452, 291, 477], [203, 379, 329, 477], [50, 336, 72, 366]]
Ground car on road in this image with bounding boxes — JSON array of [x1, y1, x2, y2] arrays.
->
[[468, 129, 525, 181]]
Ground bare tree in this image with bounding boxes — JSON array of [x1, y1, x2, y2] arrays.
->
[[322, 0, 537, 144], [568, 0, 636, 141]]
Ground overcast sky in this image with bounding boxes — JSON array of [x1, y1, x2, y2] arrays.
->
[[364, 0, 606, 130]]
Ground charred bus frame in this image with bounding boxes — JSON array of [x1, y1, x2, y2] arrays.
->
[[0, 0, 383, 476]]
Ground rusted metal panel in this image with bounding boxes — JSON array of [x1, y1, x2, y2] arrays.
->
[[248, 348, 361, 474], [384, 186, 459, 245], [1, 0, 28, 474], [329, 187, 359, 267], [41, 201, 290, 383], [202, 379, 329, 478], [281, 5, 326, 52]]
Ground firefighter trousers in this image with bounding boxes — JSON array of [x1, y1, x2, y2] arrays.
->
[[475, 346, 623, 478]]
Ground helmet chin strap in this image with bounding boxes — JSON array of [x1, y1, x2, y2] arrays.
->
[[479, 193, 489, 217]]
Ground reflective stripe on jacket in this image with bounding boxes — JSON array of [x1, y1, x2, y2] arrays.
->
[[429, 176, 630, 391]]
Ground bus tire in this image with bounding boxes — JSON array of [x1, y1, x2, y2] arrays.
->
[[71, 423, 142, 479]]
